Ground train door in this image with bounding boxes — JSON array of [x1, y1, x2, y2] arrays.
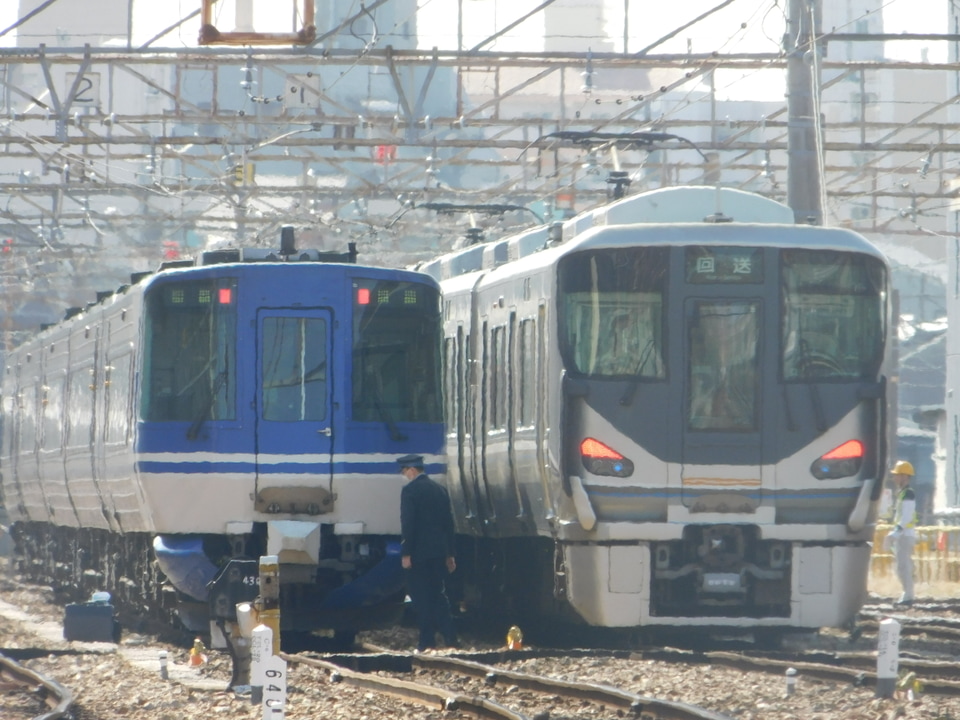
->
[[99, 313, 141, 531], [37, 336, 78, 528], [478, 321, 498, 523], [65, 325, 113, 530], [506, 311, 523, 518], [464, 328, 490, 529], [255, 308, 334, 509], [534, 304, 554, 520], [681, 297, 764, 512]]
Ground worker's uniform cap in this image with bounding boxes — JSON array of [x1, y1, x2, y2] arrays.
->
[[396, 454, 424, 467]]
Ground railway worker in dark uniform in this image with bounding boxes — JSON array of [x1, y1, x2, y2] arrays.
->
[[397, 454, 458, 652], [887, 460, 918, 606]]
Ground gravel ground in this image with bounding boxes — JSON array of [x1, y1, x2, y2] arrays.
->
[[1, 556, 958, 720]]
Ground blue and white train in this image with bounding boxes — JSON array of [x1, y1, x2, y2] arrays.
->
[[1, 230, 444, 640], [422, 186, 891, 635]]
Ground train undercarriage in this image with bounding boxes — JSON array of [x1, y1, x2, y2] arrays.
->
[[456, 524, 869, 639], [8, 521, 407, 645]]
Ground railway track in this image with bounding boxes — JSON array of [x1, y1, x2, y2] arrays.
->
[[857, 610, 960, 645], [0, 650, 74, 720], [3, 570, 960, 720], [286, 648, 735, 720]]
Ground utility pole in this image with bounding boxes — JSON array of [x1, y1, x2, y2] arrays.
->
[[785, 0, 824, 225]]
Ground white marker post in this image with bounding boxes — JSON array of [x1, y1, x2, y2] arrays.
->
[[262, 654, 288, 720], [251, 623, 274, 705], [876, 617, 901, 698]]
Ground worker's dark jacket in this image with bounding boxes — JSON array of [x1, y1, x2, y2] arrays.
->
[[400, 473, 455, 562]]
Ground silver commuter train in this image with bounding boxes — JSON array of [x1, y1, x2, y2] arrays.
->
[[422, 186, 890, 634]]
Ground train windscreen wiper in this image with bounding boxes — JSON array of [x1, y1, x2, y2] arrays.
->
[[619, 338, 658, 407], [795, 340, 826, 433], [372, 389, 407, 442], [187, 371, 227, 441]]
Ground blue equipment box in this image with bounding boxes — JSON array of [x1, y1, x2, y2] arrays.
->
[[63, 602, 121, 643]]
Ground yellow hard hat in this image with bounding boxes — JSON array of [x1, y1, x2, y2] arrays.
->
[[891, 460, 914, 476]]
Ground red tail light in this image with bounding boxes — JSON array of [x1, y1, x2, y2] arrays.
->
[[580, 438, 624, 459], [811, 440, 864, 480], [579, 438, 633, 477], [821, 440, 864, 460]]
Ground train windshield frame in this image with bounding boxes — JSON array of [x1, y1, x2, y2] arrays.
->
[[781, 249, 886, 381], [557, 247, 667, 379], [351, 279, 442, 423], [141, 277, 237, 422]]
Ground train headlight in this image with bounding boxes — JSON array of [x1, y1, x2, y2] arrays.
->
[[810, 440, 864, 480], [579, 437, 634, 477]]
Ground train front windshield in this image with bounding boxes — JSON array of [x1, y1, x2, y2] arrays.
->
[[352, 280, 442, 423], [141, 278, 237, 422], [558, 246, 886, 386], [781, 250, 886, 381], [558, 247, 668, 378]]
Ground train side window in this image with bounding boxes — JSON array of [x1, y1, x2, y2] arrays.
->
[[444, 336, 457, 428], [65, 367, 91, 449], [490, 326, 507, 430], [456, 326, 466, 430], [41, 375, 64, 450], [19, 379, 38, 453], [464, 332, 474, 424], [518, 319, 535, 426], [105, 353, 133, 444]]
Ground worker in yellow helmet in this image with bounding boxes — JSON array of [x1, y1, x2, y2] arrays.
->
[[888, 460, 917, 605]]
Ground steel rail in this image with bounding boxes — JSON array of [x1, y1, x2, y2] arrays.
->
[[283, 652, 529, 720], [309, 648, 734, 720], [631, 647, 960, 697], [0, 651, 75, 720], [412, 652, 734, 720]]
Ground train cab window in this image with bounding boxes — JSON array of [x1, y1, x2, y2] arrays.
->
[[558, 248, 666, 378], [352, 280, 442, 423], [688, 300, 759, 431], [262, 317, 327, 421], [781, 250, 886, 381], [141, 278, 237, 422]]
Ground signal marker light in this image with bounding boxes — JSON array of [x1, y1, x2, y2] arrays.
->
[[218, 287, 233, 304], [357, 288, 371, 305]]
